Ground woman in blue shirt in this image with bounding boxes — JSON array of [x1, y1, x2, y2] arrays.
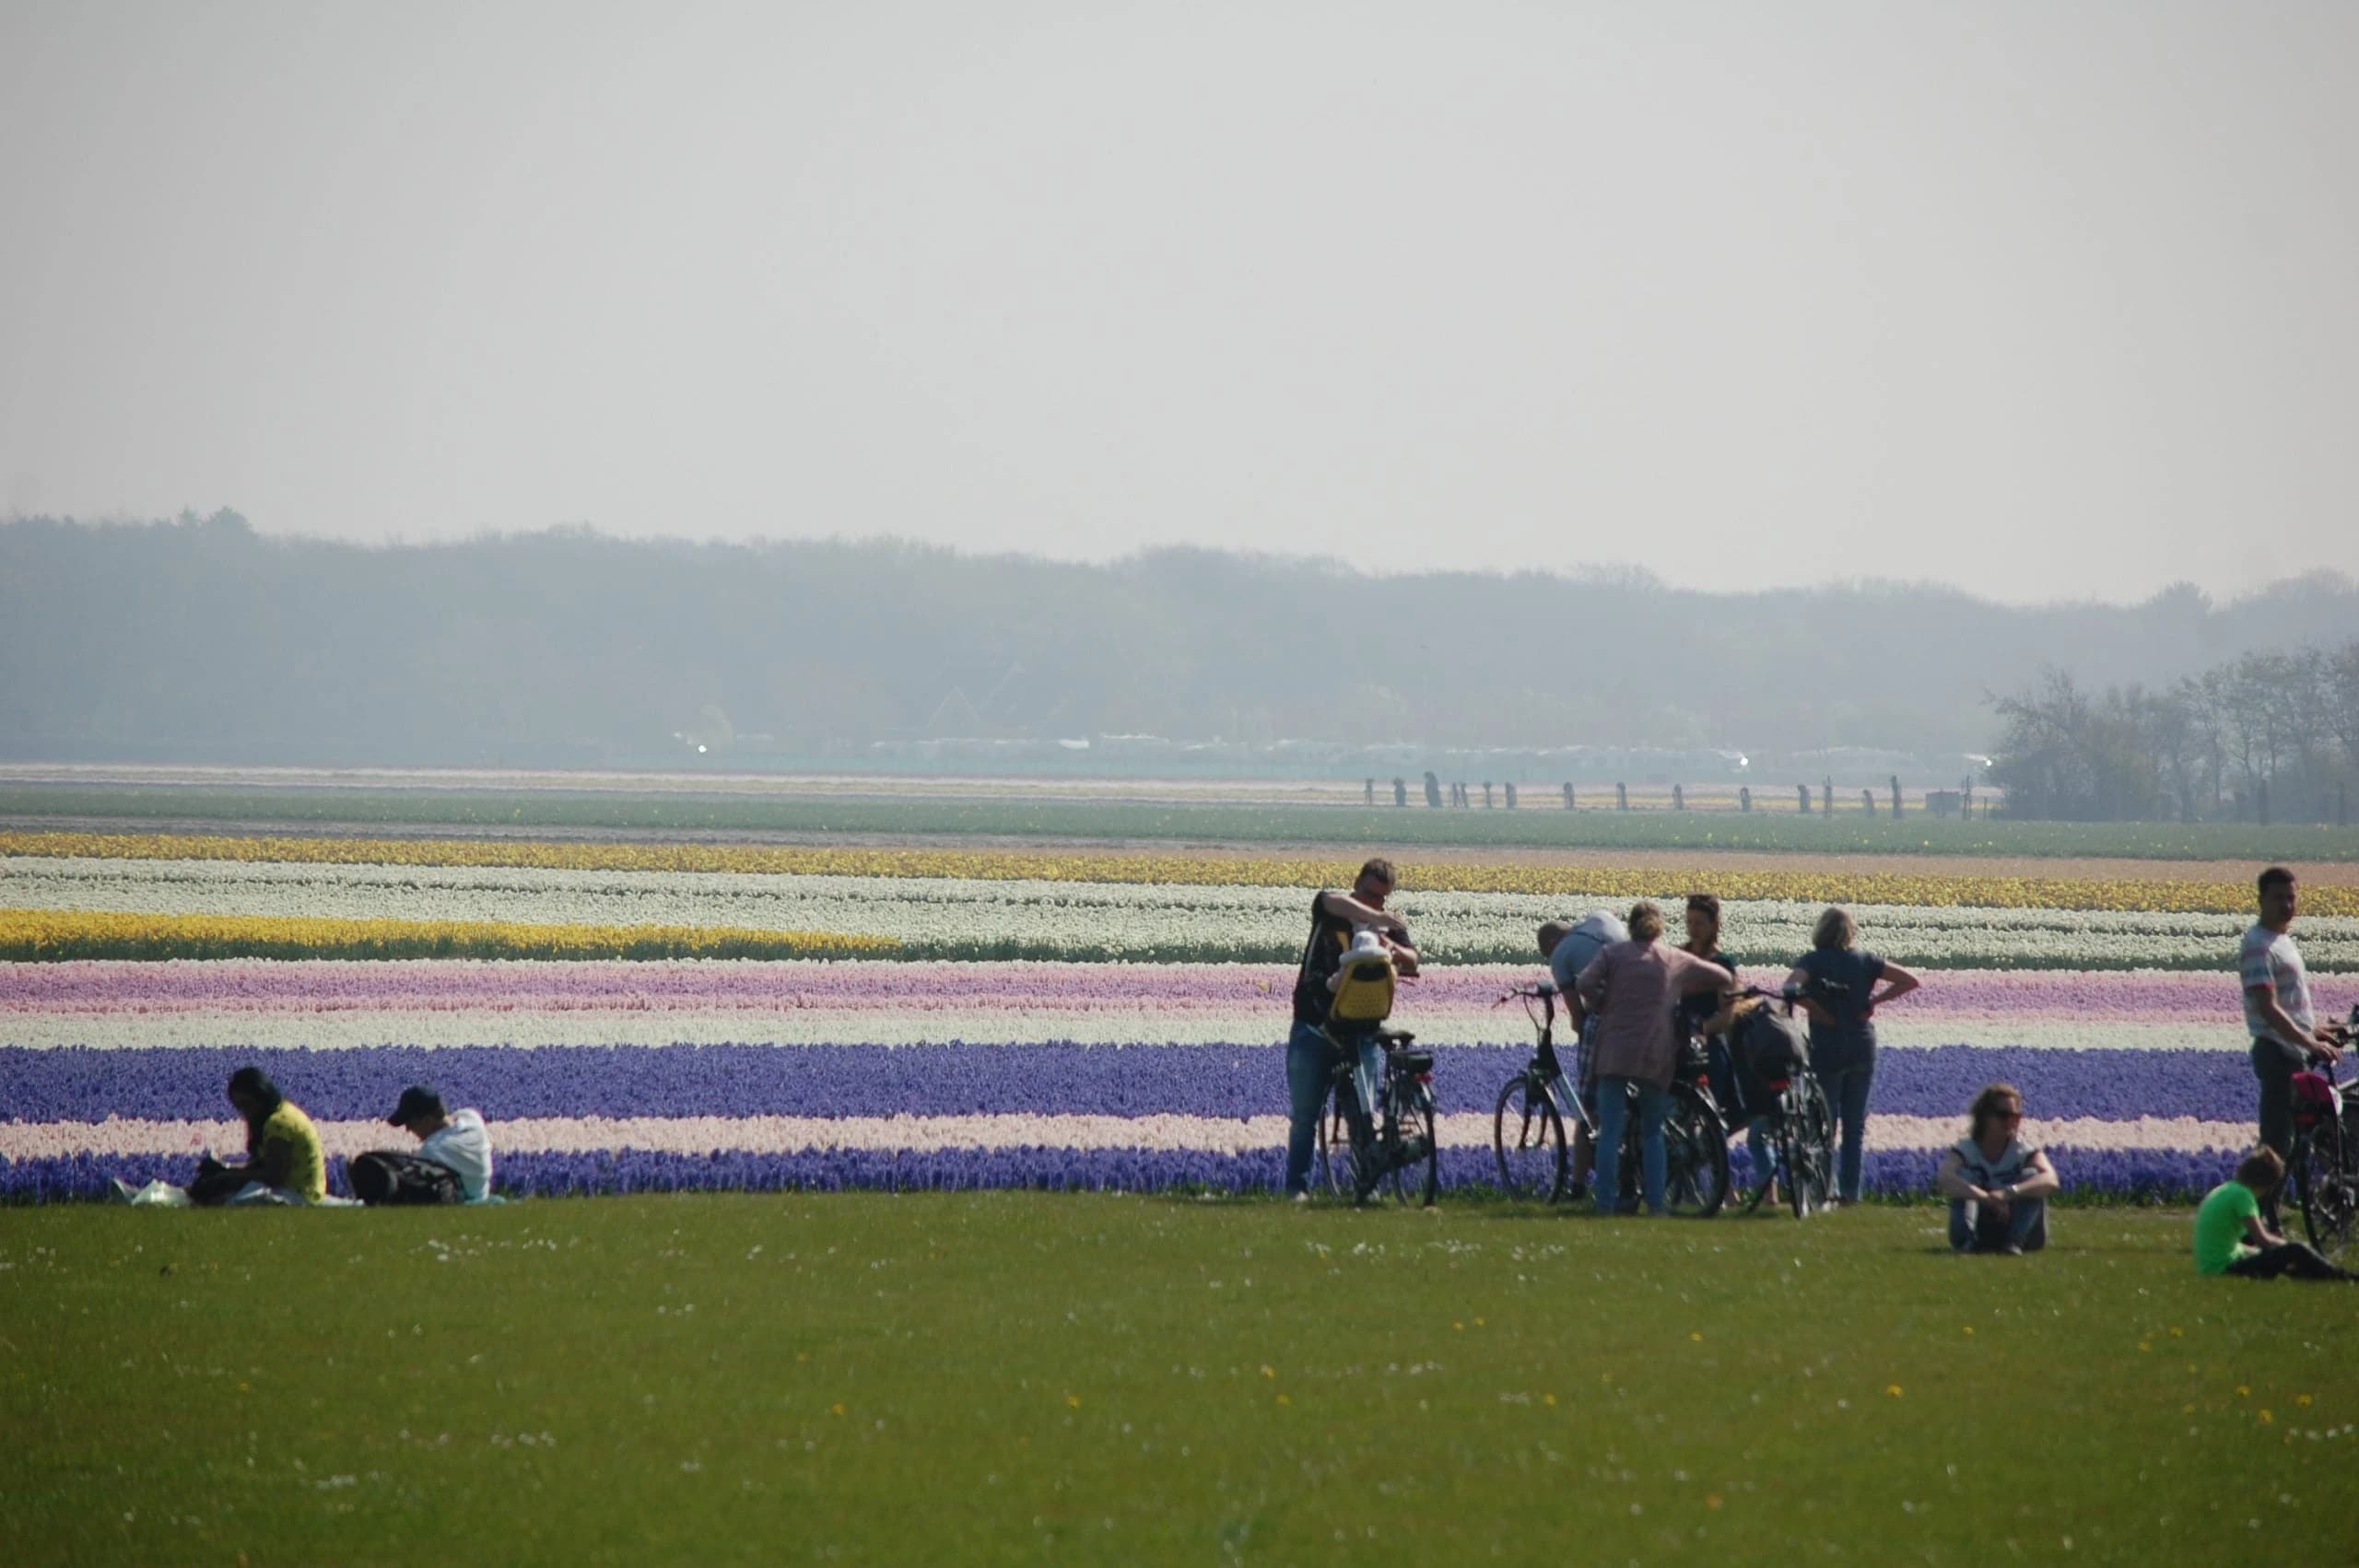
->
[[1786, 907, 1919, 1204]]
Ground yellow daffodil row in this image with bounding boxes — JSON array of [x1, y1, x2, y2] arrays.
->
[[0, 907, 898, 964], [4, 829, 2349, 917]]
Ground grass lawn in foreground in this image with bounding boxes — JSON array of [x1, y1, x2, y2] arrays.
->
[[4, 1196, 2353, 1565]]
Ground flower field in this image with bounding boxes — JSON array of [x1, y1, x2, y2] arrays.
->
[[4, 835, 2347, 1203]]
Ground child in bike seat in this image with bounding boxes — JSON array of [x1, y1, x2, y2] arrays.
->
[[1328, 929, 1401, 1120]]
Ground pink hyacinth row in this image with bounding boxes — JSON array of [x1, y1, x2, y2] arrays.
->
[[0, 1111, 2258, 1164]]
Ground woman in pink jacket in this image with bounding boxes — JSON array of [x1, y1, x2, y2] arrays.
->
[[1574, 901, 1733, 1217]]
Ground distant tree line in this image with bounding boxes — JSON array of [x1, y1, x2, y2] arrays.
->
[[5, 512, 2358, 772], [1989, 644, 2359, 824]]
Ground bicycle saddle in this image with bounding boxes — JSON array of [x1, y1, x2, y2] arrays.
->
[[1375, 1028, 1415, 1047]]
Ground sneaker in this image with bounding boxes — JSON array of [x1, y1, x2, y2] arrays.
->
[[1999, 1241, 2025, 1257], [1290, 1190, 1311, 1205]]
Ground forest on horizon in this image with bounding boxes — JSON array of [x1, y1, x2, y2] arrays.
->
[[5, 510, 2355, 782]]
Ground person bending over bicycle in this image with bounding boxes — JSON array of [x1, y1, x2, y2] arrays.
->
[[1537, 910, 1627, 1198], [1285, 858, 1418, 1199]]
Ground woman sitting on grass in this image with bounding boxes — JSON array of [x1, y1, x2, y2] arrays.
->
[[2194, 1148, 2353, 1281], [1934, 1083, 2058, 1254]]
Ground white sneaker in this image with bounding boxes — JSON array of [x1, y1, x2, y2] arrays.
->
[[1290, 1190, 1311, 1205]]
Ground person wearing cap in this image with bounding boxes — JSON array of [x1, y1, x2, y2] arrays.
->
[[393, 1086, 493, 1200], [351, 1086, 493, 1205]]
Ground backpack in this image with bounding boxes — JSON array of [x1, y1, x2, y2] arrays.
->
[[1329, 952, 1397, 1025], [1735, 1005, 1810, 1087], [2292, 1071, 2337, 1127]]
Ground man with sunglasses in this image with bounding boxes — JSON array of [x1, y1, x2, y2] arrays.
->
[[1284, 858, 1417, 1199]]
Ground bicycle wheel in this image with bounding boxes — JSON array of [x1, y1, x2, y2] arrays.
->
[[1790, 1076, 1836, 1218], [2297, 1117, 2356, 1261], [1493, 1074, 1566, 1202], [1662, 1091, 1730, 1219], [1314, 1083, 1364, 1200], [1387, 1079, 1439, 1208]]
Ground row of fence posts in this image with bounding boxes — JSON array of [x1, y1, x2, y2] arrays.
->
[[1358, 772, 2346, 824], [1365, 773, 1998, 816]]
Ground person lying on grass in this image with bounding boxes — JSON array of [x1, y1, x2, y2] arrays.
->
[[1934, 1082, 2059, 1255], [350, 1084, 494, 1205], [2194, 1148, 2353, 1281]]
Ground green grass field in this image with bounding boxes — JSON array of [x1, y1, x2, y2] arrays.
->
[[5, 1195, 2350, 1565], [6, 782, 2358, 860]]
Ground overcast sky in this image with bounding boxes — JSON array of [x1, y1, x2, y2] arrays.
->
[[3, 2, 2353, 603]]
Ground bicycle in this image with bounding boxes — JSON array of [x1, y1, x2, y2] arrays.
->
[[2289, 1004, 2359, 1261], [1491, 986, 1729, 1217], [1315, 1026, 1439, 1207], [1714, 986, 1837, 1220]]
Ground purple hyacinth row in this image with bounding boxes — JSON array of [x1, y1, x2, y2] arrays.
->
[[0, 1143, 2240, 1205], [0, 1041, 2265, 1126]]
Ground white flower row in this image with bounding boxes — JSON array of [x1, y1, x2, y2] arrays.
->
[[12, 855, 2358, 968]]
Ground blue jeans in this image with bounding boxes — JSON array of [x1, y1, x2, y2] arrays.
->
[[1819, 1063, 1873, 1202], [1592, 1075, 1670, 1216], [1285, 1022, 1383, 1195], [1949, 1196, 2048, 1253]]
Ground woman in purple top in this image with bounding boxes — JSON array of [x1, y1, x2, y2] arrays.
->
[[1574, 901, 1733, 1217]]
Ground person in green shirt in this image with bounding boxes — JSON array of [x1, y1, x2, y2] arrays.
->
[[2194, 1149, 2352, 1281]]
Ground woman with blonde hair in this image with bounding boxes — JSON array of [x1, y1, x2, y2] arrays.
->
[[1573, 900, 1732, 1216], [1787, 906, 1919, 1204]]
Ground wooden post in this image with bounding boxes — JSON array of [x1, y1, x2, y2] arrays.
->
[[1482, 781, 1495, 809], [1616, 782, 1629, 812], [1797, 783, 1811, 815], [1862, 788, 1876, 817], [1424, 771, 1441, 808], [1890, 774, 1902, 818], [1740, 785, 1752, 813], [1504, 781, 1517, 809], [1392, 777, 1407, 808], [1825, 777, 1835, 816], [2341, 780, 2349, 828], [2259, 778, 2271, 827], [1365, 778, 1375, 807], [1672, 784, 1685, 811], [1563, 782, 1575, 810]]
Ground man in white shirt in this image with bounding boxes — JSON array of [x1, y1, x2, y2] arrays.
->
[[387, 1084, 495, 1202], [2242, 866, 2346, 1218]]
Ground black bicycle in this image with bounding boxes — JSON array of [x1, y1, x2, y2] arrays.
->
[[1316, 1027, 1439, 1207], [2290, 1004, 2359, 1261], [1491, 985, 1729, 1217], [1716, 986, 1837, 1219]]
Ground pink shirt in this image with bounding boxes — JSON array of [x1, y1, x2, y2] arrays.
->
[[1577, 940, 1731, 1087]]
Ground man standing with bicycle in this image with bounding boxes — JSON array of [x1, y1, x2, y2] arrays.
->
[[1284, 858, 1418, 1200], [2244, 865, 2347, 1220]]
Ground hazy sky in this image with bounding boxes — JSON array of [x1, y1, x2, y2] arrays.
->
[[4, 3, 2354, 603]]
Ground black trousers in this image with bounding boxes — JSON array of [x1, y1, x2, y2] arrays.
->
[[2226, 1242, 2351, 1282], [2252, 1038, 2300, 1223]]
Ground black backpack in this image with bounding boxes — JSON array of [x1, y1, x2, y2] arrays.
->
[[350, 1151, 464, 1206], [1735, 1006, 1810, 1087]]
